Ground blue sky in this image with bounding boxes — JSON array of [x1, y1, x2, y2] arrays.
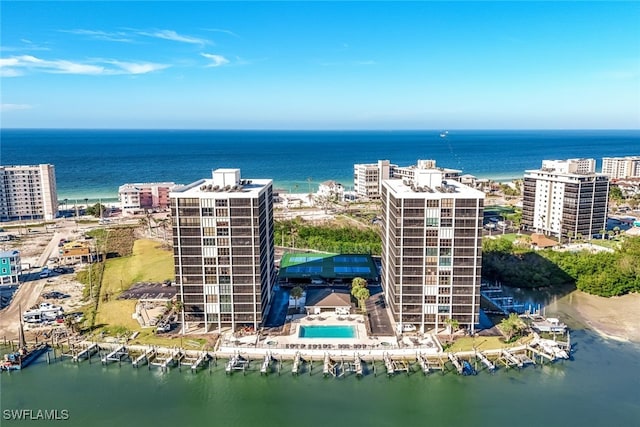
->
[[1, 1, 639, 129]]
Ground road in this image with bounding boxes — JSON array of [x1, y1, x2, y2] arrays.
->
[[0, 219, 93, 340]]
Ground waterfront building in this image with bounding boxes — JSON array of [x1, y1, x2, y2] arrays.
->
[[393, 159, 462, 183], [119, 182, 176, 215], [0, 250, 21, 285], [601, 156, 640, 179], [317, 180, 344, 201], [354, 160, 395, 200], [380, 168, 484, 334], [170, 168, 276, 332], [354, 159, 462, 201], [0, 164, 57, 222], [522, 160, 609, 239]]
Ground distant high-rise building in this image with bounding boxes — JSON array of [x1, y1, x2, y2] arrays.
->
[[119, 182, 176, 215], [354, 159, 462, 201], [522, 160, 609, 238], [601, 156, 640, 179], [354, 160, 395, 200], [0, 164, 57, 221], [170, 169, 276, 332], [393, 159, 462, 183], [380, 168, 484, 334]]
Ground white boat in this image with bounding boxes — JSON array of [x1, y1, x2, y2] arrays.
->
[[531, 316, 567, 333]]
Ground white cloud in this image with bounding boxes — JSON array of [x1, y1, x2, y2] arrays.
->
[[201, 53, 229, 67], [0, 55, 170, 76], [61, 29, 133, 43], [139, 30, 208, 45], [1, 104, 32, 112], [202, 28, 240, 38], [107, 60, 170, 74]]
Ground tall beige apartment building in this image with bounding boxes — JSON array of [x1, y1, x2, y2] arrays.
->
[[170, 169, 276, 332], [601, 156, 640, 179], [380, 169, 484, 334], [0, 164, 58, 221]]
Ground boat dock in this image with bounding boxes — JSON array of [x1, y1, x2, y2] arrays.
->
[[72, 343, 99, 363], [101, 345, 128, 365], [132, 348, 156, 368], [225, 352, 250, 375], [480, 283, 527, 315], [475, 351, 495, 371], [260, 351, 272, 375], [383, 352, 410, 376], [291, 351, 302, 375], [323, 353, 336, 377], [448, 353, 464, 374], [150, 348, 184, 372]]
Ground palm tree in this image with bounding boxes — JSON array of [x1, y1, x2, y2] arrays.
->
[[353, 286, 370, 312], [84, 198, 89, 214], [290, 286, 304, 313], [157, 217, 170, 243], [444, 318, 459, 342]]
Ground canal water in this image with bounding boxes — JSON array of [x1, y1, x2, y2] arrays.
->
[[2, 328, 639, 427]]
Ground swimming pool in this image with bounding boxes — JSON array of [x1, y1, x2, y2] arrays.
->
[[298, 325, 356, 338]]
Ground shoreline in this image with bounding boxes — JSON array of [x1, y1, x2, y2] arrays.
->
[[551, 291, 640, 343]]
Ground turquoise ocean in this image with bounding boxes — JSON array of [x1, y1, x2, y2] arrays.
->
[[1, 129, 639, 202]]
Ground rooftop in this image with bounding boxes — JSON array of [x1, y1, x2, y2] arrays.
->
[[171, 168, 271, 198], [383, 171, 485, 199]]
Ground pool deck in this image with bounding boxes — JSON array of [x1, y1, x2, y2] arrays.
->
[[217, 312, 442, 359]]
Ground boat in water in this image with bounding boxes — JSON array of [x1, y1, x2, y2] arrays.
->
[[1, 313, 49, 371]]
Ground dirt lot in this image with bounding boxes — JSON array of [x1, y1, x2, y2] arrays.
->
[[0, 218, 100, 340]]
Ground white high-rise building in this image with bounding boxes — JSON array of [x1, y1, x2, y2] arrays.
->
[[541, 158, 595, 175], [0, 164, 58, 221], [523, 160, 609, 238], [353, 160, 395, 200], [380, 169, 484, 334], [170, 169, 276, 333], [601, 156, 640, 179]]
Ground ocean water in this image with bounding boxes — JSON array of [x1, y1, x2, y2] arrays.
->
[[2, 330, 639, 427], [1, 129, 638, 202]]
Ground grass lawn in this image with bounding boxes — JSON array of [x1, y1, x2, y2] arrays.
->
[[447, 334, 534, 352], [94, 300, 139, 330], [101, 239, 174, 297], [589, 238, 622, 250], [94, 239, 174, 332]]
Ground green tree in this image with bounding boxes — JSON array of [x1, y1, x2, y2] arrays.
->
[[86, 203, 107, 217], [498, 313, 526, 342], [352, 286, 370, 312]]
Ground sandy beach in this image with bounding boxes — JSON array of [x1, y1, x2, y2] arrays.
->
[[552, 291, 640, 343]]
